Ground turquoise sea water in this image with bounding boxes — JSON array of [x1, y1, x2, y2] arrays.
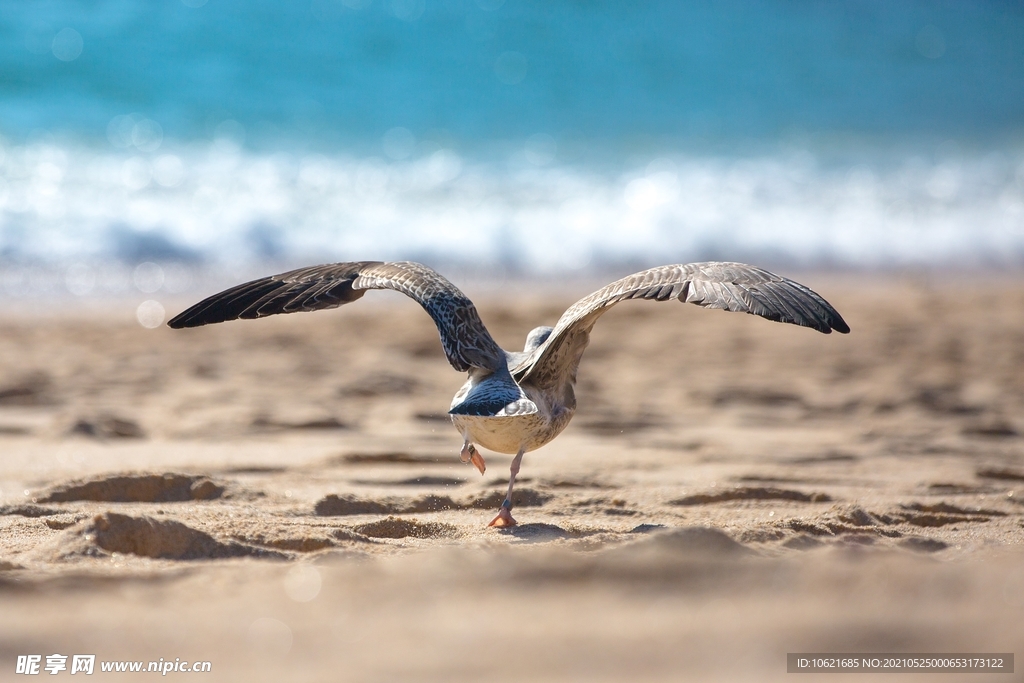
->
[[1, 0, 1023, 293]]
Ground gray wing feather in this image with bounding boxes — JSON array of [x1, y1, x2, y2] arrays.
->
[[167, 261, 504, 372], [512, 262, 849, 389]]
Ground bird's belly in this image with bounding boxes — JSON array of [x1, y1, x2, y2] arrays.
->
[[450, 410, 571, 455]]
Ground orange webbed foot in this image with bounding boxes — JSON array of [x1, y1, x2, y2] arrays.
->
[[469, 449, 486, 476], [487, 504, 517, 528], [461, 443, 486, 475]]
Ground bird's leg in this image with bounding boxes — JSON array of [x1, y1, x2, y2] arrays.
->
[[488, 448, 524, 528], [460, 441, 486, 475]]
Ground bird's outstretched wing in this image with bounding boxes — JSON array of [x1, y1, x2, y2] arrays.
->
[[167, 261, 505, 372], [511, 262, 849, 389]]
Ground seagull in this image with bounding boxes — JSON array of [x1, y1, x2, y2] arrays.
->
[[168, 261, 849, 527]]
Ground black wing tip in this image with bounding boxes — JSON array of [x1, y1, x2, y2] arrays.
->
[[774, 306, 850, 335], [805, 312, 849, 335], [751, 305, 849, 335], [166, 314, 209, 329], [768, 279, 849, 335], [808, 312, 849, 334], [818, 302, 850, 335], [166, 307, 235, 329]]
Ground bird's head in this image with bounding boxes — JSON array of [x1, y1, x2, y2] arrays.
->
[[523, 326, 554, 352]]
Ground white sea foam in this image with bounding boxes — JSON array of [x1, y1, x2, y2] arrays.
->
[[0, 140, 1022, 297]]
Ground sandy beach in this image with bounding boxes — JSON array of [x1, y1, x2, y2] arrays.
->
[[1, 272, 1022, 681]]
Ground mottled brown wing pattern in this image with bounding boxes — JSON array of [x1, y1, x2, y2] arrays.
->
[[167, 261, 504, 372], [513, 262, 849, 389], [352, 262, 505, 371]]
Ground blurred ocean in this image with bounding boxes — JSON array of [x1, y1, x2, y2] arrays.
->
[[2, 0, 1024, 298]]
